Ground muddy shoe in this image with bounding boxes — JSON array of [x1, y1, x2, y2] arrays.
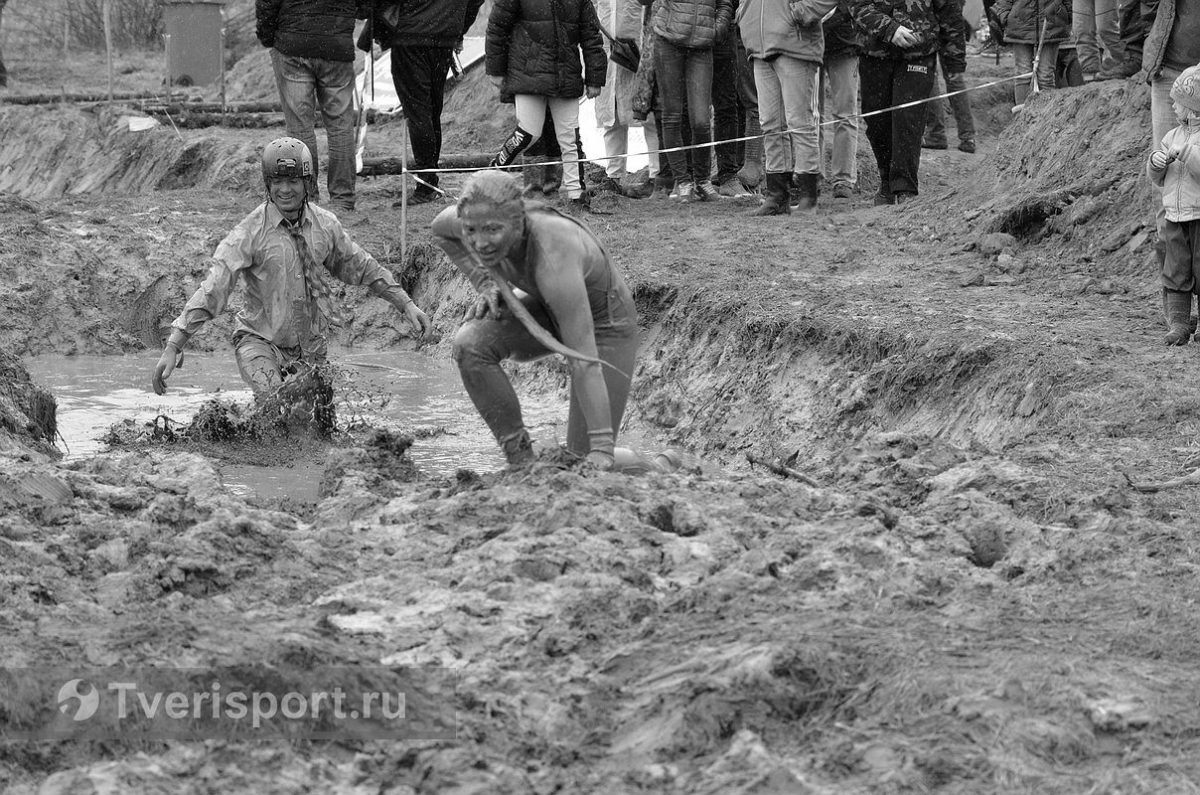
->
[[922, 138, 948, 150], [832, 182, 854, 199], [958, 138, 977, 154], [500, 428, 535, 467]]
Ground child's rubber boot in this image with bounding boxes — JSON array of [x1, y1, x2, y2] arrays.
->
[[1163, 288, 1193, 346]]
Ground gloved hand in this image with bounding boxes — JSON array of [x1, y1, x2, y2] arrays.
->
[[465, 281, 503, 321], [152, 343, 184, 395], [891, 25, 918, 47], [1151, 149, 1172, 170]]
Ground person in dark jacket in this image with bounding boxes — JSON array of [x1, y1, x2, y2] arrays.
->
[[487, 0, 607, 209], [256, 0, 361, 213], [374, 0, 485, 205], [992, 0, 1072, 105], [0, 0, 8, 88], [851, 0, 964, 204]]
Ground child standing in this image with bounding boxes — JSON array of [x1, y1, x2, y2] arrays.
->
[[1149, 64, 1200, 346]]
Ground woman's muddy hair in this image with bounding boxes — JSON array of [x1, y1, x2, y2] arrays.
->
[[458, 170, 524, 217]]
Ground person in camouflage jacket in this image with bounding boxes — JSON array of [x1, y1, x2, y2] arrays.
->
[[851, 0, 964, 203]]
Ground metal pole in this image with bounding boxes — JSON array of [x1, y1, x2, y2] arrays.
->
[[219, 20, 227, 122], [103, 0, 114, 103], [164, 33, 172, 96]]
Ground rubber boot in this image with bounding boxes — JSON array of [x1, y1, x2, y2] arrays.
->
[[751, 173, 790, 216], [1163, 288, 1192, 346], [521, 156, 546, 198], [790, 172, 820, 211]]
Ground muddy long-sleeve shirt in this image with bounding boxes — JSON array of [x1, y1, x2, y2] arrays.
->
[[168, 201, 410, 352]]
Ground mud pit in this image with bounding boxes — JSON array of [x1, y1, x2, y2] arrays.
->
[[4, 34, 1200, 793]]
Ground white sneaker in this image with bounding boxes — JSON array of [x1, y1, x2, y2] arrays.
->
[[676, 181, 695, 202], [668, 184, 681, 200]]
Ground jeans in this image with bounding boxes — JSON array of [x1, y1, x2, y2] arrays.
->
[[515, 95, 585, 197], [1072, 0, 1122, 72], [821, 54, 860, 186], [390, 45, 453, 190], [654, 35, 714, 185], [1162, 218, 1200, 292], [712, 38, 742, 183], [270, 50, 358, 210], [859, 54, 936, 196], [925, 64, 975, 143], [1011, 42, 1061, 105], [754, 55, 821, 175], [452, 294, 639, 457]]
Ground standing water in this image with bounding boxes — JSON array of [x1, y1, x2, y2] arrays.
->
[[22, 348, 598, 502]]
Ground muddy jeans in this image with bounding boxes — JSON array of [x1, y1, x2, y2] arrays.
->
[[270, 51, 357, 210], [820, 54, 860, 186], [859, 54, 936, 196], [234, 332, 327, 399], [452, 295, 639, 458]]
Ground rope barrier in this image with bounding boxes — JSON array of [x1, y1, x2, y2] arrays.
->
[[390, 69, 1034, 202]]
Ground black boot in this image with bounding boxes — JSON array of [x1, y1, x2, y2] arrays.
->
[[790, 172, 820, 211], [751, 173, 791, 216], [521, 156, 546, 199], [1163, 288, 1193, 346]]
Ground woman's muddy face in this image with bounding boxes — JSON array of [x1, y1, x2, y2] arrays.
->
[[460, 202, 523, 265]]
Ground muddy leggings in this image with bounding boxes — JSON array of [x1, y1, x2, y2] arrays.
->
[[452, 295, 639, 457]]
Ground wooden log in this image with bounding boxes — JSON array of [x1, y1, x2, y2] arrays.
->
[[359, 153, 494, 176], [0, 90, 190, 106], [745, 453, 821, 487]]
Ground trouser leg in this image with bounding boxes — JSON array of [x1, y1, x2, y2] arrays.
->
[[888, 55, 936, 196], [565, 329, 639, 457], [270, 51, 321, 194], [391, 45, 452, 189], [711, 39, 740, 183], [314, 58, 358, 210], [943, 68, 974, 141]]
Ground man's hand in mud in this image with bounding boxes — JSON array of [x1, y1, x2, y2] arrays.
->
[[402, 301, 433, 339], [152, 344, 184, 395], [466, 282, 504, 321]]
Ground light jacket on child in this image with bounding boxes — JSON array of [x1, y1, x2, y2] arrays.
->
[[1148, 126, 1200, 223]]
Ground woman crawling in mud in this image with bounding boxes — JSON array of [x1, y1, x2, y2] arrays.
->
[[151, 136, 433, 399], [432, 169, 640, 470]]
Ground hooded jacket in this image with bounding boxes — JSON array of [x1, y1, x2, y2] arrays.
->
[[737, 0, 838, 62], [486, 0, 608, 98]]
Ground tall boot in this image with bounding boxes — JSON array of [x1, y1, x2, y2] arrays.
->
[[542, 162, 563, 197], [751, 173, 790, 216], [492, 126, 534, 168], [1163, 288, 1193, 346], [790, 172, 820, 211], [521, 155, 546, 199]]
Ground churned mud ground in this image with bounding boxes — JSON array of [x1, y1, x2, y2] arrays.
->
[[3, 25, 1200, 793]]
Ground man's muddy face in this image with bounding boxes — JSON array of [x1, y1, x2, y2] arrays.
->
[[459, 202, 523, 265], [268, 176, 307, 218]]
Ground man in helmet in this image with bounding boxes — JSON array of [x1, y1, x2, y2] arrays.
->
[[151, 137, 432, 399], [256, 0, 360, 212]]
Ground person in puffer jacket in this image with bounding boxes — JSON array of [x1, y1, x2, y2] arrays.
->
[[644, 0, 735, 202], [1148, 64, 1200, 347], [739, 0, 838, 215], [851, 0, 964, 204], [487, 0, 607, 210], [992, 0, 1071, 105]]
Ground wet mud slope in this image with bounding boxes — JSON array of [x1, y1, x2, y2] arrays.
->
[[4, 61, 1200, 793]]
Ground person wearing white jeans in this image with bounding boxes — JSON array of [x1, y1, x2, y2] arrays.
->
[[513, 95, 588, 199]]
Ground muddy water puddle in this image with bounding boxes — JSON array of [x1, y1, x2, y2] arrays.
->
[[23, 349, 590, 500]]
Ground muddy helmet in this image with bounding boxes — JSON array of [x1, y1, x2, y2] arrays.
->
[[262, 136, 314, 189]]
